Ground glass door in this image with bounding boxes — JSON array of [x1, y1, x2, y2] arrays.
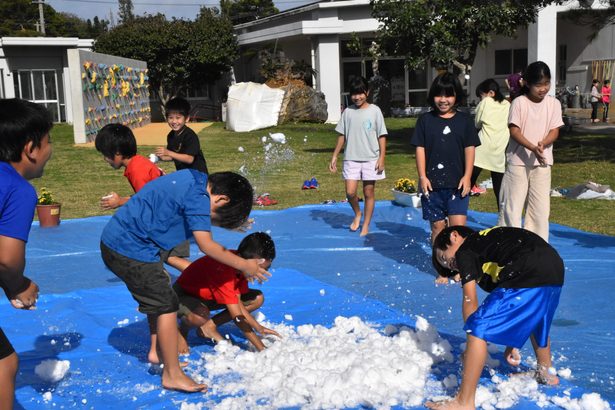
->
[[13, 70, 62, 122]]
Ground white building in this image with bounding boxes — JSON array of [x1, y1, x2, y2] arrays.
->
[[0, 37, 94, 123], [233, 0, 615, 123]]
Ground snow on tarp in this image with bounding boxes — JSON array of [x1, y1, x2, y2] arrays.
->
[[225, 82, 285, 132], [5, 203, 615, 409]]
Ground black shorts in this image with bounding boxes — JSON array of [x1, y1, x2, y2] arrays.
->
[[0, 327, 15, 360], [173, 283, 262, 318], [161, 240, 190, 261], [100, 242, 179, 316]]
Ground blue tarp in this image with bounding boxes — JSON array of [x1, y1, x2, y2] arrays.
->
[[3, 201, 614, 409]]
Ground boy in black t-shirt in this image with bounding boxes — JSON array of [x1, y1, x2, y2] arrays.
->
[[427, 226, 564, 410], [155, 97, 208, 174]]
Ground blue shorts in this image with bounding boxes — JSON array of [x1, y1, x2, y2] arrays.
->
[[420, 188, 469, 222], [464, 286, 562, 348]]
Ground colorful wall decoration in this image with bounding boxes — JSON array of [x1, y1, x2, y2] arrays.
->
[[68, 50, 150, 143]]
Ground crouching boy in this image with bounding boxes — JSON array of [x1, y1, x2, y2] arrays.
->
[[427, 226, 564, 410], [100, 170, 269, 393], [174, 232, 280, 352]]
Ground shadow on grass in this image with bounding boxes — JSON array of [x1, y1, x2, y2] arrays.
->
[[556, 131, 615, 163]]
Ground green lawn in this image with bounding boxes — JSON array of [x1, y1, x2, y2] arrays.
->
[[33, 119, 615, 236]]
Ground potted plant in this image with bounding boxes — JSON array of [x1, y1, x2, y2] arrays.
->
[[36, 187, 61, 227], [391, 178, 421, 208]]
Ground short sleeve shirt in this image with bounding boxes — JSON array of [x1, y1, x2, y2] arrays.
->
[[123, 154, 163, 193], [176, 250, 248, 304], [507, 95, 563, 167], [101, 169, 211, 262], [0, 162, 37, 242], [456, 227, 564, 292], [410, 111, 481, 189], [335, 104, 388, 161], [506, 73, 522, 96], [166, 126, 208, 174]]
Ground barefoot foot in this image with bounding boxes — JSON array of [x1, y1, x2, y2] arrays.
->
[[162, 372, 207, 393], [350, 214, 362, 232], [425, 397, 473, 409], [359, 227, 369, 237]]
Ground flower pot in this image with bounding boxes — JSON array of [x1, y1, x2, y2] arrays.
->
[[36, 203, 61, 227], [391, 189, 421, 208]]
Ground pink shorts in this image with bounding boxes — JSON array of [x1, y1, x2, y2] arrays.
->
[[342, 160, 385, 181]]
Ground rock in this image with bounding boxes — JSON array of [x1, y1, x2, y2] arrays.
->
[[274, 82, 328, 123]]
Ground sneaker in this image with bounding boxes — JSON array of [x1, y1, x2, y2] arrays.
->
[[309, 177, 319, 189], [302, 180, 310, 190], [470, 185, 486, 196]]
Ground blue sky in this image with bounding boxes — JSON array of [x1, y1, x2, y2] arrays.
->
[[46, 0, 315, 22]]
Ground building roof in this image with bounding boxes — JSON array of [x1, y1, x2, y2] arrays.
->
[[0, 37, 94, 48]]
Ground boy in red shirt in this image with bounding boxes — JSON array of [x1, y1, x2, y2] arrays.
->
[[174, 232, 280, 352], [95, 123, 164, 210]]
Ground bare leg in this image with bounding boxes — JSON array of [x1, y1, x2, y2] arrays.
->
[[426, 334, 486, 409], [177, 319, 191, 355], [210, 293, 264, 327], [166, 256, 191, 272], [147, 314, 160, 364], [360, 181, 375, 236], [345, 179, 362, 231], [531, 335, 559, 385], [0, 352, 17, 410], [157, 312, 206, 392]]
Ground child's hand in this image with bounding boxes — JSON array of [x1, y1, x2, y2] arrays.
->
[[100, 192, 121, 210], [419, 177, 432, 197], [532, 143, 546, 165], [458, 176, 472, 197], [12, 280, 39, 310], [504, 346, 521, 366], [329, 156, 338, 173], [242, 259, 272, 284], [155, 147, 168, 157], [375, 158, 385, 174], [256, 324, 281, 339]]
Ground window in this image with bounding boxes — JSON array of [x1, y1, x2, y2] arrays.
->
[[13, 70, 62, 122], [181, 83, 210, 100], [495, 49, 527, 75]]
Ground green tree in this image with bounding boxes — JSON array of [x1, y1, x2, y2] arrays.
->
[[118, 0, 135, 23], [94, 12, 238, 110], [372, 0, 558, 72], [0, 0, 43, 36], [564, 0, 615, 40], [220, 0, 278, 24]]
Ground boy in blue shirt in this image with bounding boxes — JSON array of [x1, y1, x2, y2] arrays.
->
[[0, 98, 53, 408], [100, 170, 268, 393]]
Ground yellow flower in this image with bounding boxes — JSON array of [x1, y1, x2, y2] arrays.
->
[[394, 178, 416, 194], [37, 188, 56, 205]]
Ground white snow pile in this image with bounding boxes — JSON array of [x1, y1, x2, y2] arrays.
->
[[189, 315, 453, 409], [35, 359, 70, 383]]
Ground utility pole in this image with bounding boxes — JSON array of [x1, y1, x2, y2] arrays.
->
[[32, 0, 46, 35]]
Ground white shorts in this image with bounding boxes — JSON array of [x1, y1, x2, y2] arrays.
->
[[342, 160, 385, 181]]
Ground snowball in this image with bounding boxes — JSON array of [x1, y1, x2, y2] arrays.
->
[[237, 146, 244, 152], [284, 314, 293, 321], [35, 359, 70, 383], [269, 132, 286, 144], [319, 289, 326, 296]]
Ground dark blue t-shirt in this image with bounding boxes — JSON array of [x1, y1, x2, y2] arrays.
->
[[0, 162, 37, 242], [410, 111, 481, 189], [101, 169, 211, 263]]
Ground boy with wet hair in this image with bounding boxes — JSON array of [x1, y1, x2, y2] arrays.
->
[[155, 97, 208, 174], [95, 123, 163, 210], [427, 225, 564, 410], [100, 170, 269, 393], [0, 98, 53, 408], [175, 232, 280, 353]]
